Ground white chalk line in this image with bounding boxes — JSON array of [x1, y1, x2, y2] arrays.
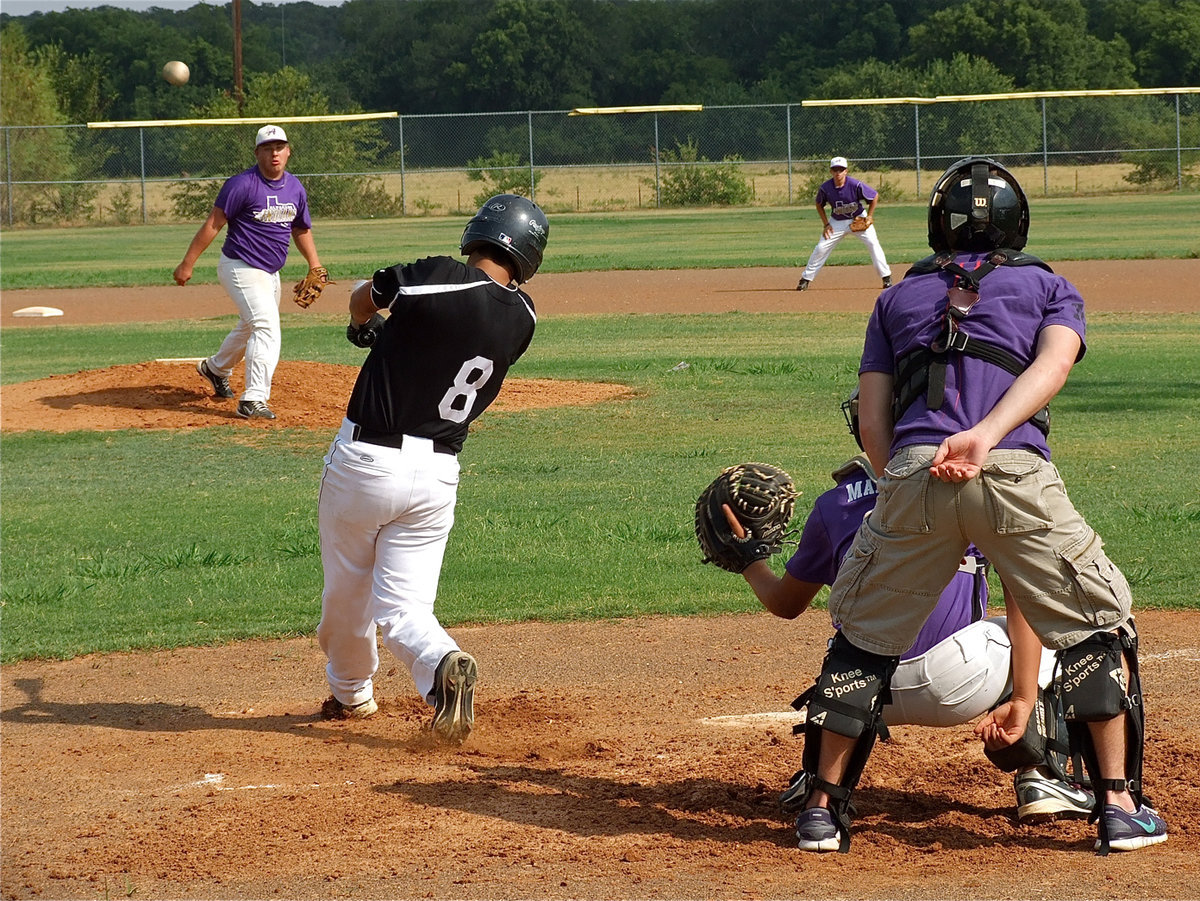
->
[[699, 710, 805, 728], [174, 772, 348, 793]]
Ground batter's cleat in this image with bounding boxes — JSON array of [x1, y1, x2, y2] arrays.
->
[[1096, 803, 1168, 852], [431, 650, 477, 744], [796, 278, 811, 292], [795, 807, 841, 853], [1014, 767, 1095, 822], [320, 696, 378, 720], [197, 359, 234, 398], [237, 400, 276, 420], [881, 276, 893, 288]]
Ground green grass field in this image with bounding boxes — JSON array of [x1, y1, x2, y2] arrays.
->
[[2, 196, 1198, 290], [2, 203, 1198, 663], [2, 310, 1198, 663]]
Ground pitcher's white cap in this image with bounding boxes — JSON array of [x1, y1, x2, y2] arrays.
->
[[255, 124, 288, 146], [830, 156, 849, 169]]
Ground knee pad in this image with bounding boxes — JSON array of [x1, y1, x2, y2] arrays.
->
[[1057, 625, 1145, 854], [783, 632, 898, 852]]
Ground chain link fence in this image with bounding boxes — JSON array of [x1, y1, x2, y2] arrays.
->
[[3, 91, 1197, 227]]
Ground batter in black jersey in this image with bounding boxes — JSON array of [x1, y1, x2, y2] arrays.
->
[[316, 194, 549, 743]]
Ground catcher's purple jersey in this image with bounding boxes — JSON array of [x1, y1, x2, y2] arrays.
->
[[785, 460, 984, 659], [860, 253, 1087, 459], [215, 166, 311, 273], [815, 176, 877, 221]]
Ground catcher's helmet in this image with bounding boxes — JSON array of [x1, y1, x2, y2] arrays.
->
[[460, 194, 549, 284], [841, 388, 863, 451], [928, 156, 1029, 253]]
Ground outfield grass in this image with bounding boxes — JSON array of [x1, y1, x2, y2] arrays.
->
[[2, 312, 1198, 662], [2, 196, 1199, 290]]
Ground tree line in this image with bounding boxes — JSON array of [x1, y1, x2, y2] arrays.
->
[[2, 0, 1198, 127]]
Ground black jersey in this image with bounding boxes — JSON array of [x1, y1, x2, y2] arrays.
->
[[345, 256, 537, 453]]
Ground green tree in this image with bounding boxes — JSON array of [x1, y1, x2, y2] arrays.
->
[[906, 0, 1136, 90], [0, 23, 98, 223]]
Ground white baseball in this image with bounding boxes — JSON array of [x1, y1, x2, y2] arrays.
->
[[162, 61, 190, 86]]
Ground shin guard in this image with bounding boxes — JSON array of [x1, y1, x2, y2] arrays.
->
[[1057, 624, 1145, 855], [786, 632, 898, 852]]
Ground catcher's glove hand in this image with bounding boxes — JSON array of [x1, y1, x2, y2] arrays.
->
[[695, 462, 797, 573], [346, 312, 386, 348], [293, 266, 332, 308], [849, 217, 871, 232]]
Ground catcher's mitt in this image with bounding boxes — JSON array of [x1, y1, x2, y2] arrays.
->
[[695, 462, 798, 573], [849, 217, 870, 232], [292, 266, 332, 308]]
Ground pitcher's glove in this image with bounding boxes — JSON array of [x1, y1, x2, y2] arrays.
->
[[293, 266, 332, 308], [850, 217, 871, 232], [695, 462, 797, 573], [346, 313, 386, 348]]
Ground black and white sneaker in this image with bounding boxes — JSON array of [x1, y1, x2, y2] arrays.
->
[[197, 359, 234, 398], [1097, 803, 1168, 852], [796, 278, 811, 292], [1014, 767, 1095, 822], [881, 276, 893, 288], [795, 807, 841, 852], [431, 650, 477, 744], [237, 400, 276, 420]]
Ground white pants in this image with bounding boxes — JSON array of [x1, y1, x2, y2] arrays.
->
[[317, 420, 462, 708], [211, 254, 281, 403], [801, 218, 891, 282], [882, 617, 1059, 727]]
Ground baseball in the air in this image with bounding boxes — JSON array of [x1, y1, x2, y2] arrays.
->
[[162, 61, 190, 86]]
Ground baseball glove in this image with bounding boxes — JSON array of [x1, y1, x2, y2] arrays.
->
[[849, 217, 870, 232], [292, 266, 332, 308], [695, 462, 798, 573]]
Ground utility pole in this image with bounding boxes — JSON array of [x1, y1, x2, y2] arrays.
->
[[232, 0, 244, 114]]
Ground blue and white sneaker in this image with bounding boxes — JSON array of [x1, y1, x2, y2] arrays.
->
[[1097, 803, 1168, 852], [795, 807, 841, 853]]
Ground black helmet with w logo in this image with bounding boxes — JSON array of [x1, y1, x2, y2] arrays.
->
[[928, 157, 1029, 253]]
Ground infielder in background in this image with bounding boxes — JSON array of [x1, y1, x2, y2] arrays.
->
[[724, 397, 1093, 846], [796, 156, 891, 292], [792, 156, 1167, 856], [173, 124, 323, 420], [316, 194, 549, 744]]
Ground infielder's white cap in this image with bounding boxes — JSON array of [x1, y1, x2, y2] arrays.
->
[[829, 156, 849, 169], [255, 124, 288, 146]]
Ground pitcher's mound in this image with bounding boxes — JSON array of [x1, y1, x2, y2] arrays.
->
[[0, 361, 635, 433]]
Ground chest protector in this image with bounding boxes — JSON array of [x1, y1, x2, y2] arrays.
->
[[894, 250, 1054, 435]]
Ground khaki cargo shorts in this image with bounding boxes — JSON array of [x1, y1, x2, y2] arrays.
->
[[829, 445, 1132, 657]]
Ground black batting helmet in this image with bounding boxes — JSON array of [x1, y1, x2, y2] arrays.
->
[[460, 194, 549, 284], [928, 157, 1029, 253]]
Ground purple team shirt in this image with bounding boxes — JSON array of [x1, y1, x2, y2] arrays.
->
[[215, 166, 312, 274], [816, 176, 877, 221], [860, 253, 1088, 459], [785, 461, 984, 659]]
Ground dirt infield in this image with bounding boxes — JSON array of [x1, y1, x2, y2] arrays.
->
[[3, 263, 1199, 900]]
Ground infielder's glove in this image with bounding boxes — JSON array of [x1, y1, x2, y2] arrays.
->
[[346, 312, 386, 348], [695, 462, 797, 573], [850, 217, 871, 232], [293, 266, 332, 308]]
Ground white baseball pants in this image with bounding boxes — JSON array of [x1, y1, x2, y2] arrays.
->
[[801, 218, 891, 282], [317, 420, 462, 708], [882, 617, 1058, 727], [210, 253, 282, 403]]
